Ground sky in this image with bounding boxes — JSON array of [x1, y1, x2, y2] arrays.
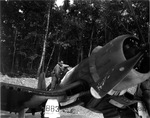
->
[[4, 0, 73, 6], [56, 0, 64, 6], [56, 0, 73, 6]]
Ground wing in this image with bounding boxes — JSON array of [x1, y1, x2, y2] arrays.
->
[[0, 80, 87, 113], [1, 82, 56, 112]]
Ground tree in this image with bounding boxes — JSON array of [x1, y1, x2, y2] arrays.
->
[[1, 0, 149, 76]]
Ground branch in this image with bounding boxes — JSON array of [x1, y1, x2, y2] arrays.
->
[[125, 0, 145, 43]]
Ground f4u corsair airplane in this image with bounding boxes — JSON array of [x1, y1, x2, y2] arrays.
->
[[1, 35, 150, 118]]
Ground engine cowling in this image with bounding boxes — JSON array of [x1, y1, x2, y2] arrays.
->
[[60, 35, 150, 99]]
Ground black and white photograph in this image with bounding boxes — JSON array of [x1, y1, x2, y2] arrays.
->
[[0, 0, 150, 118]]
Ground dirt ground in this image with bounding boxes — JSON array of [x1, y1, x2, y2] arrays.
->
[[0, 73, 104, 118], [1, 109, 103, 118]]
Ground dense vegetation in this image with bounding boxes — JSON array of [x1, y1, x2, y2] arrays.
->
[[1, 0, 149, 77]]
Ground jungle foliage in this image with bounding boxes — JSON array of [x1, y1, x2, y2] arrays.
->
[[0, 0, 149, 77]]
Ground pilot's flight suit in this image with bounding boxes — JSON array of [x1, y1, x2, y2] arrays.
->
[[47, 62, 69, 90]]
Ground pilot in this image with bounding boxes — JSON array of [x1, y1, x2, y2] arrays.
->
[[47, 61, 70, 90]]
